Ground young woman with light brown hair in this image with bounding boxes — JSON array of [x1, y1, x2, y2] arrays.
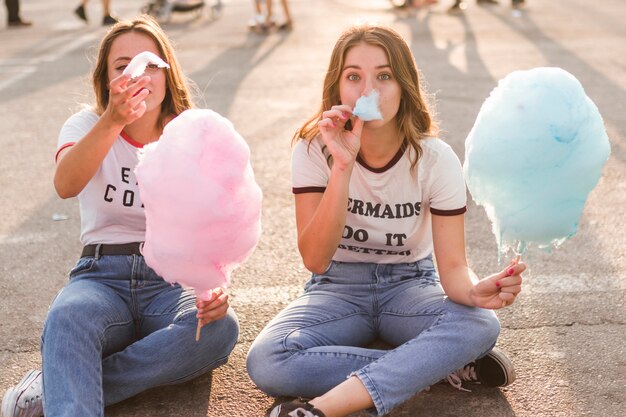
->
[[247, 24, 525, 417]]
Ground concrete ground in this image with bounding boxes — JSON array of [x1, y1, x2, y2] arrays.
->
[[1, 0, 624, 416]]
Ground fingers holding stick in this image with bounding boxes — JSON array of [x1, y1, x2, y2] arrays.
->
[[195, 288, 230, 341], [195, 289, 215, 342], [501, 255, 522, 308]]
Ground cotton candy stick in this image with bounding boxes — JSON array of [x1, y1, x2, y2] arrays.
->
[[352, 90, 383, 121], [195, 289, 214, 341], [500, 255, 520, 308], [123, 51, 170, 79]]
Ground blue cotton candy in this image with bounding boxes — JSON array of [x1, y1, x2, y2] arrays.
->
[[353, 90, 383, 121], [463, 67, 611, 255]]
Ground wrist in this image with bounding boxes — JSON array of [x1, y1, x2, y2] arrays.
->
[[99, 109, 126, 133], [467, 287, 479, 307]]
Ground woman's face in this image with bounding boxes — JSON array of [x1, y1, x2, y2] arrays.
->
[[339, 42, 402, 128], [107, 31, 167, 114]]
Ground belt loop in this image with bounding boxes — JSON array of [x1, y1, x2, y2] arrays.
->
[[95, 243, 102, 260]]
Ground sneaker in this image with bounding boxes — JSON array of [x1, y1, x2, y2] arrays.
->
[[74, 4, 88, 22], [102, 14, 118, 26], [1, 370, 44, 417], [446, 347, 516, 391], [268, 399, 326, 417]]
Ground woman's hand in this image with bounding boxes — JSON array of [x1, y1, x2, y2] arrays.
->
[[318, 105, 364, 171], [469, 258, 525, 309], [196, 287, 230, 328], [103, 73, 151, 127]]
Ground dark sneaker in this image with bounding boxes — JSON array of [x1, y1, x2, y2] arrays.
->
[[74, 4, 88, 22], [1, 370, 44, 417], [7, 19, 32, 27], [102, 14, 118, 26], [446, 347, 516, 391], [268, 399, 326, 417]]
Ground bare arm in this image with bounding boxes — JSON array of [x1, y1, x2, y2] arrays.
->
[[432, 213, 525, 309], [295, 106, 363, 274], [54, 74, 151, 198], [295, 165, 352, 274]]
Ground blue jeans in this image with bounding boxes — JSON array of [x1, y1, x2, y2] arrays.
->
[[247, 258, 500, 416], [41, 254, 239, 417]]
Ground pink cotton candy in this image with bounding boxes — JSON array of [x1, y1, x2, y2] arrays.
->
[[135, 109, 262, 300]]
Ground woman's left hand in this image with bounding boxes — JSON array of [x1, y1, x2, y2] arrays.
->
[[469, 258, 525, 309], [196, 287, 230, 327]]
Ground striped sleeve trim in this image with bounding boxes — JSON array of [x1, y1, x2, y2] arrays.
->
[[293, 186, 326, 194], [55, 142, 76, 163], [430, 206, 467, 216]]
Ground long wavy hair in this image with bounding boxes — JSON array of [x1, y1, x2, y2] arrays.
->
[[293, 24, 438, 171], [92, 15, 194, 129]]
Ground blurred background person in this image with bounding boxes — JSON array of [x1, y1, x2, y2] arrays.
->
[[74, 0, 118, 25], [449, 0, 525, 13], [5, 0, 31, 27], [249, 0, 292, 31]]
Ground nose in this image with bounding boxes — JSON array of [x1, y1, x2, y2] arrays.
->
[[361, 75, 375, 95]]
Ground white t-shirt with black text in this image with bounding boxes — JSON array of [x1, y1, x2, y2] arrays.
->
[[291, 136, 467, 264]]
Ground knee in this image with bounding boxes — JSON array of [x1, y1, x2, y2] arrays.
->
[[43, 296, 86, 339], [217, 309, 240, 353], [200, 308, 240, 357], [469, 308, 501, 349], [246, 336, 286, 396]]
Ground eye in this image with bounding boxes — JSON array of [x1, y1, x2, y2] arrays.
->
[[115, 65, 128, 72], [347, 73, 360, 81], [378, 73, 392, 81], [146, 63, 160, 71]]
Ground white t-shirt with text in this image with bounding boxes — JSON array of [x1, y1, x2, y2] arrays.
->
[[291, 136, 467, 264], [57, 110, 147, 245]]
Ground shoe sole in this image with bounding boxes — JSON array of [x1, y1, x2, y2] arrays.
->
[[1, 370, 43, 417]]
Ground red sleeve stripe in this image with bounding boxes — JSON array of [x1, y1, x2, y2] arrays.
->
[[293, 186, 326, 194], [55, 142, 75, 162], [430, 206, 467, 216]]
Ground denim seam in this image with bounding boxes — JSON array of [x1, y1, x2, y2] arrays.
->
[[158, 355, 229, 386], [354, 370, 385, 416], [280, 311, 368, 353], [98, 320, 135, 347], [284, 349, 380, 362], [378, 310, 443, 317], [356, 312, 446, 414]]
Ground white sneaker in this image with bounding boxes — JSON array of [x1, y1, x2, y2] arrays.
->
[[1, 370, 44, 417]]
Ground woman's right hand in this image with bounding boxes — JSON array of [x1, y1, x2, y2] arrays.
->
[[103, 73, 151, 127], [318, 104, 364, 171]]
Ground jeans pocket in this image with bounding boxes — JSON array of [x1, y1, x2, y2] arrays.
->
[[68, 257, 95, 278], [304, 262, 337, 292]]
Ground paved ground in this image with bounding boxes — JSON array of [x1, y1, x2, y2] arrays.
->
[[1, 0, 625, 416]]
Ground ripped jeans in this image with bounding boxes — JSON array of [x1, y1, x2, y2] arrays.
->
[[247, 258, 500, 416]]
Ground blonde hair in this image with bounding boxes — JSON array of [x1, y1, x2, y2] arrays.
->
[[92, 15, 194, 129], [294, 24, 438, 170]]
